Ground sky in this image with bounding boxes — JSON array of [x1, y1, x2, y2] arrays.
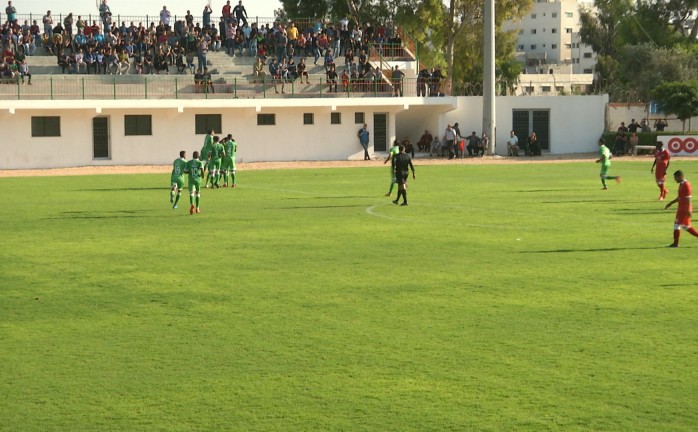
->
[[16, 0, 281, 20]]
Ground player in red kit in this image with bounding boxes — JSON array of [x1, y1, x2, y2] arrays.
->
[[664, 170, 698, 247], [651, 141, 671, 201]]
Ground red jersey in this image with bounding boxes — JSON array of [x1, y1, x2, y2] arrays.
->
[[654, 148, 670, 175], [678, 180, 692, 213]]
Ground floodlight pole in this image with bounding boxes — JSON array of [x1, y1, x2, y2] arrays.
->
[[483, 0, 496, 155]]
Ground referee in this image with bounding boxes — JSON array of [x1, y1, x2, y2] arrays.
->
[[392, 145, 416, 206]]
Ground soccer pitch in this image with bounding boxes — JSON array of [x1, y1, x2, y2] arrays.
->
[[1, 161, 697, 431]]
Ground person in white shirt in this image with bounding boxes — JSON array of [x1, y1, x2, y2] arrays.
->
[[507, 130, 519, 156]]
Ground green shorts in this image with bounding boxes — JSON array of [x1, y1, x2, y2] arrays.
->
[[600, 164, 610, 176], [189, 179, 202, 192], [210, 159, 222, 171], [171, 177, 184, 190], [221, 156, 235, 171]]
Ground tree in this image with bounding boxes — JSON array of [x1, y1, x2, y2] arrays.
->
[[652, 80, 698, 131]]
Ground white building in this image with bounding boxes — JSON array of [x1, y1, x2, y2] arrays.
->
[[503, 0, 596, 77]]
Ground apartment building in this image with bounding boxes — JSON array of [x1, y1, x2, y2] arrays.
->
[[503, 0, 596, 75]]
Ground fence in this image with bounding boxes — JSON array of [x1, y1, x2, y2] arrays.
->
[[0, 75, 461, 100]]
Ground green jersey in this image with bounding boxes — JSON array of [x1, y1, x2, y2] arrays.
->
[[171, 157, 187, 183], [201, 134, 214, 162], [210, 142, 225, 161], [186, 158, 205, 183], [224, 140, 237, 160], [599, 145, 611, 167]]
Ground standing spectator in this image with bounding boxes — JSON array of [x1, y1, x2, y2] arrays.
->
[[641, 118, 651, 133], [614, 122, 628, 156], [391, 65, 404, 97], [98, 0, 110, 24], [160, 6, 171, 27], [185, 10, 194, 28], [6, 1, 17, 24], [233, 1, 248, 27], [417, 67, 430, 96], [654, 118, 668, 132], [665, 170, 698, 247], [392, 145, 416, 206], [64, 13, 75, 42], [358, 123, 371, 161], [30, 20, 41, 48], [203, 4, 213, 29], [326, 65, 338, 92], [595, 138, 621, 190], [443, 124, 456, 160], [222, 1, 232, 22], [628, 118, 641, 134], [196, 36, 208, 71], [507, 130, 519, 156], [628, 131, 639, 156], [651, 141, 671, 201], [43, 10, 54, 39]]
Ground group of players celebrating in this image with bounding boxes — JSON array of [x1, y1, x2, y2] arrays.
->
[[169, 130, 238, 215]]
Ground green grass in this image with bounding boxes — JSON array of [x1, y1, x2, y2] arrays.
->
[[1, 160, 697, 431]]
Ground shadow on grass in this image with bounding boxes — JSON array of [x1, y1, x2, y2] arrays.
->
[[521, 246, 664, 253], [613, 209, 666, 215], [77, 187, 165, 192], [541, 200, 637, 204], [517, 188, 584, 193], [48, 210, 150, 220], [277, 204, 369, 210]]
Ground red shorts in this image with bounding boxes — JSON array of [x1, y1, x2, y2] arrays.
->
[[655, 168, 667, 183], [675, 210, 691, 227]]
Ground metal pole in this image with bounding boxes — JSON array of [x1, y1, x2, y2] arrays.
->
[[234, 78, 237, 98], [175, 77, 178, 99], [82, 77, 85, 99], [144, 76, 148, 99], [482, 0, 496, 155]]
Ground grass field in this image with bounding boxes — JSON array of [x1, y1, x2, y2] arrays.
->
[[1, 160, 697, 431]]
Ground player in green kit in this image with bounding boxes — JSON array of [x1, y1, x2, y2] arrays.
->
[[209, 136, 226, 188], [383, 139, 400, 197], [595, 138, 621, 190], [185, 151, 205, 214], [201, 129, 215, 188], [221, 134, 238, 188], [170, 150, 187, 209]]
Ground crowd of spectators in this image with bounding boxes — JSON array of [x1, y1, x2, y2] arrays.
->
[[0, 0, 420, 94]]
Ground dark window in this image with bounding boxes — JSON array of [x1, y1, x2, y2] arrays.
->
[[31, 116, 61, 137], [195, 114, 222, 134], [124, 115, 152, 136], [331, 112, 341, 125], [354, 112, 365, 124], [257, 113, 276, 126], [303, 113, 314, 125]]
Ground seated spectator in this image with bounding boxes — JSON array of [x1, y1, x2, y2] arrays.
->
[[268, 58, 284, 94], [478, 132, 488, 157], [194, 67, 204, 92], [430, 136, 443, 157], [95, 48, 106, 74], [73, 48, 87, 73], [143, 49, 154, 74], [84, 47, 96, 73], [252, 56, 266, 82], [155, 48, 169, 74], [287, 57, 298, 81], [507, 130, 519, 156], [402, 137, 414, 158], [297, 57, 308, 84], [175, 48, 187, 74], [105, 48, 119, 74], [203, 67, 215, 93], [18, 59, 31, 84], [57, 50, 69, 73], [466, 131, 480, 157], [117, 49, 130, 74], [418, 130, 433, 152]]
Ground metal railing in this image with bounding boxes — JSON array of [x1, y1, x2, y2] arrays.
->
[[2, 12, 280, 28], [0, 75, 460, 100]]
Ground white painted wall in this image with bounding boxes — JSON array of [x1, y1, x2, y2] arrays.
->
[[0, 95, 608, 169]]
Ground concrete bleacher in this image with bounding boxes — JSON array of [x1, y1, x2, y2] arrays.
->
[[19, 46, 399, 98]]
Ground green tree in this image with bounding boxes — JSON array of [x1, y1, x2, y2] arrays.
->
[[652, 80, 698, 131]]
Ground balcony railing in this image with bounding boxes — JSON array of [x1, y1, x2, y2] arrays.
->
[[0, 76, 462, 100]]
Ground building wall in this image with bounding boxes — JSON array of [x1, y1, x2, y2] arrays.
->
[[0, 95, 609, 169]]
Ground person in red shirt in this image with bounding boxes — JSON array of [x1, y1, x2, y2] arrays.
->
[[651, 141, 671, 201], [665, 170, 698, 247]]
